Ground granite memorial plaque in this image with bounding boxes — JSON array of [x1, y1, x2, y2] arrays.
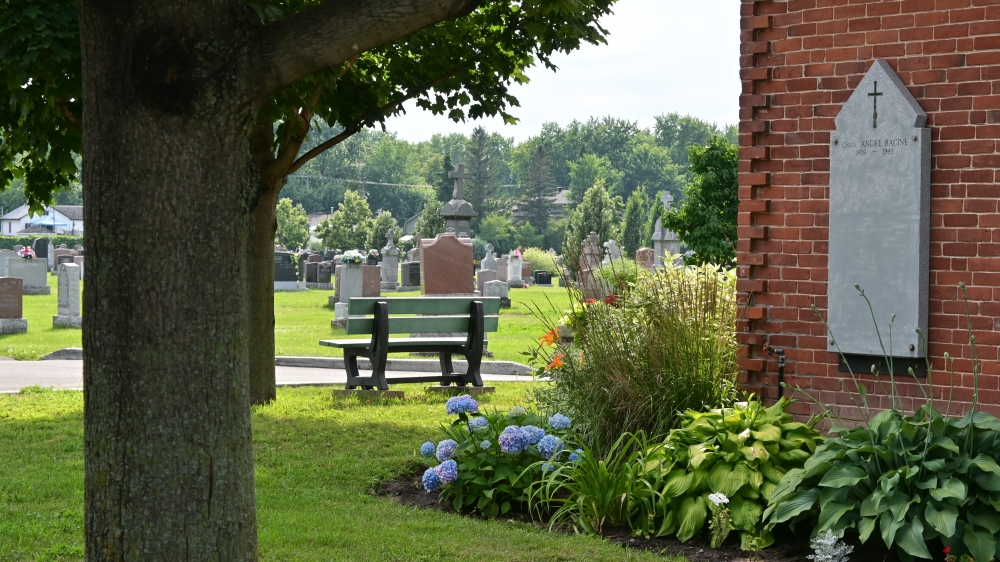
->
[[635, 248, 655, 268], [828, 60, 930, 359], [0, 276, 23, 319], [401, 261, 421, 289], [274, 252, 304, 291], [420, 233, 474, 295], [362, 265, 382, 297]]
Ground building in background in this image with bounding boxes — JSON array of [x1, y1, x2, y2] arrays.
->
[[0, 205, 84, 235]]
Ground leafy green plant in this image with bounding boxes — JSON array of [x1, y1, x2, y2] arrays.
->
[[417, 396, 575, 518], [526, 432, 660, 535], [638, 398, 823, 549], [766, 283, 1000, 562]]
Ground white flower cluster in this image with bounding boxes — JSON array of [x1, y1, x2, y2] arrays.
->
[[807, 529, 853, 562], [708, 492, 729, 507]]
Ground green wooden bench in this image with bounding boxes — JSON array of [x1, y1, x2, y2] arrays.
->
[[320, 297, 501, 391]]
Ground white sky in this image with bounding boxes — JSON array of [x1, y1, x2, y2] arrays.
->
[[384, 0, 742, 143]]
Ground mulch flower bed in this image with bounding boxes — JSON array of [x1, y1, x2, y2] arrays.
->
[[374, 469, 901, 562]]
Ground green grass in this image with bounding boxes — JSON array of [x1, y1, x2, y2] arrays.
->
[[0, 384, 678, 561], [1, 279, 571, 364]]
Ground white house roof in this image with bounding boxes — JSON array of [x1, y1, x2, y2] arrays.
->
[[0, 204, 29, 221], [55, 206, 84, 221]]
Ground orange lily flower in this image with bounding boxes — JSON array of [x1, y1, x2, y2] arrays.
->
[[538, 329, 558, 346], [547, 354, 565, 370]]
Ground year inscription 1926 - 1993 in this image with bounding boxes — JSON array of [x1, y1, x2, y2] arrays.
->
[[841, 136, 909, 157]]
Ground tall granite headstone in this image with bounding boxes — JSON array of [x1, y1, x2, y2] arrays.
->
[[32, 238, 48, 269], [380, 229, 400, 291], [274, 251, 303, 291], [507, 254, 523, 287], [651, 192, 682, 267], [579, 232, 604, 300], [53, 263, 82, 328], [420, 233, 474, 295], [496, 256, 508, 281], [828, 60, 931, 360], [440, 164, 477, 238], [0, 276, 27, 334]]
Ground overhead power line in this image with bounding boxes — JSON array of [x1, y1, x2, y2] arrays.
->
[[287, 174, 432, 189]]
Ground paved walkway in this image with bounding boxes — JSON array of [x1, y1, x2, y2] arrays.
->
[[0, 359, 537, 393]]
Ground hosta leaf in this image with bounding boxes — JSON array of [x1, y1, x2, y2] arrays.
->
[[818, 465, 868, 488], [964, 524, 997, 562], [751, 424, 781, 443], [970, 453, 1000, 476], [968, 506, 1000, 534], [880, 512, 903, 549], [747, 465, 764, 492], [925, 502, 958, 537], [817, 500, 854, 533], [929, 435, 959, 454], [675, 496, 707, 543], [858, 516, 877, 542], [729, 494, 764, 531], [689, 444, 714, 470], [656, 509, 677, 537], [740, 529, 774, 550], [709, 462, 748, 498], [896, 519, 932, 559], [929, 477, 966, 501], [761, 461, 785, 484], [761, 481, 777, 501], [662, 469, 693, 498], [777, 449, 811, 463], [973, 471, 1000, 492], [769, 487, 819, 523]]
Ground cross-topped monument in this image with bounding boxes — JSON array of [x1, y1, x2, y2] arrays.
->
[[440, 163, 477, 238], [652, 191, 681, 267], [662, 191, 674, 210]]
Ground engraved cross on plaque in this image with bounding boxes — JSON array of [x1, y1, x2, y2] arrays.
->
[[448, 163, 472, 200], [868, 81, 883, 129]]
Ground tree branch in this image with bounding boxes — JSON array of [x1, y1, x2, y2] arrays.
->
[[60, 101, 82, 131], [249, 0, 481, 103]]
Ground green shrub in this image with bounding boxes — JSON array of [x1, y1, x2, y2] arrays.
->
[[417, 396, 575, 518], [0, 234, 83, 250], [522, 247, 559, 275], [594, 257, 646, 296], [638, 398, 823, 548], [532, 260, 740, 453]]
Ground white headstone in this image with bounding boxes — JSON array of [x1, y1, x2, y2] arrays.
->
[[481, 243, 497, 271], [483, 279, 509, 300], [380, 229, 400, 290], [6, 257, 50, 294], [54, 263, 82, 328], [507, 255, 523, 284]]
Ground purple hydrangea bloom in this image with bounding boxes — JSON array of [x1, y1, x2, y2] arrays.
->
[[522, 425, 545, 445], [420, 441, 435, 456], [469, 417, 489, 430], [480, 440, 492, 450], [538, 435, 563, 459], [499, 426, 530, 453], [548, 413, 572, 430], [436, 439, 458, 462], [422, 467, 441, 491], [445, 394, 479, 415], [435, 459, 459, 484]]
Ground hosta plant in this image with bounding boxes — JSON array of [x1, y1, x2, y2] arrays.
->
[[636, 397, 823, 548]]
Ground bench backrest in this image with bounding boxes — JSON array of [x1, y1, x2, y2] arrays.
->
[[344, 297, 501, 335]]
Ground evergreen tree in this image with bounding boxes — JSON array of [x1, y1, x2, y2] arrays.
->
[[314, 190, 373, 251], [437, 154, 454, 203], [414, 198, 445, 238], [564, 181, 621, 254], [619, 187, 650, 257], [367, 210, 401, 251], [664, 136, 738, 265], [521, 145, 554, 233], [466, 126, 509, 226], [274, 198, 311, 250]]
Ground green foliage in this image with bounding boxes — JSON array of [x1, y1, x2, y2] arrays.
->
[[640, 399, 823, 548], [564, 182, 621, 255], [0, 234, 82, 250], [542, 217, 569, 251], [522, 247, 559, 276], [275, 198, 310, 250], [414, 198, 445, 239], [314, 190, 372, 251], [422, 405, 575, 518], [532, 260, 740, 454], [465, 126, 513, 225], [620, 187, 650, 258], [567, 154, 623, 204], [477, 213, 516, 254], [521, 145, 554, 233], [514, 222, 543, 250], [528, 432, 659, 534], [654, 113, 731, 173], [367, 210, 400, 251], [664, 136, 738, 265], [594, 258, 645, 297]]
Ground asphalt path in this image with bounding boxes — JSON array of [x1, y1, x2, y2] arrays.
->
[[0, 359, 536, 393]]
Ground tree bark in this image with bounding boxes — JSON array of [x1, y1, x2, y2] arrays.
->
[[247, 178, 282, 406]]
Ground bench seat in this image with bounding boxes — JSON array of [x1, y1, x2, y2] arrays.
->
[[321, 337, 468, 348]]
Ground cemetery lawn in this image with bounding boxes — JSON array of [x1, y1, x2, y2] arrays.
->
[[0, 384, 675, 562], [0, 280, 569, 365]]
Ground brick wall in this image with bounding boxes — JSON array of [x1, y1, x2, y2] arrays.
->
[[738, 0, 1000, 421]]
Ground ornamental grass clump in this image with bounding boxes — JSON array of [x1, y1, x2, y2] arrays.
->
[[417, 395, 576, 517], [530, 259, 740, 454]]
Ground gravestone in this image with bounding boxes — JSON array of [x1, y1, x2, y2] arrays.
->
[[477, 269, 497, 294], [407, 235, 422, 262], [52, 246, 73, 265], [652, 192, 682, 267], [439, 164, 477, 238], [32, 238, 48, 269], [47, 239, 54, 271], [507, 254, 524, 287], [496, 256, 508, 281], [400, 261, 421, 290], [273, 252, 304, 291], [57, 255, 75, 266], [307, 253, 323, 263], [0, 250, 16, 275], [827, 60, 931, 359], [318, 262, 332, 283], [481, 243, 497, 272], [603, 239, 623, 263], [380, 229, 400, 291], [579, 232, 605, 300], [6, 257, 50, 294], [53, 263, 82, 328], [420, 233, 474, 295], [0, 277, 27, 334], [483, 279, 511, 309], [304, 262, 333, 290], [362, 265, 382, 297], [72, 256, 85, 280], [521, 261, 532, 280], [333, 263, 365, 322], [305, 262, 319, 282], [636, 247, 655, 268], [533, 271, 552, 286]]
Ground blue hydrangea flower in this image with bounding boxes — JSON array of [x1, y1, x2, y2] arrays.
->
[[508, 406, 526, 418], [445, 394, 479, 415], [538, 434, 563, 459], [542, 462, 556, 472], [498, 426, 530, 453], [422, 467, 441, 491], [435, 459, 459, 484], [436, 439, 458, 462], [469, 417, 489, 430], [420, 441, 435, 456], [522, 425, 545, 445], [569, 448, 583, 463], [479, 439, 492, 450], [548, 413, 572, 430]]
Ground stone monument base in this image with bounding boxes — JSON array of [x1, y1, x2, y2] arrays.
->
[[53, 315, 83, 329], [23, 285, 50, 295], [381, 282, 398, 291], [306, 282, 333, 290], [425, 385, 495, 395], [396, 285, 420, 292], [0, 318, 27, 334], [274, 281, 307, 292], [507, 280, 526, 288], [330, 302, 350, 328]]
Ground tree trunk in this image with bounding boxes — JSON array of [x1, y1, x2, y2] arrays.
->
[[248, 179, 282, 406], [79, 2, 260, 559]]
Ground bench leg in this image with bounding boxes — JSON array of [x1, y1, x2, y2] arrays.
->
[[439, 353, 457, 386], [344, 350, 363, 390], [370, 348, 389, 391], [464, 350, 484, 387]]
